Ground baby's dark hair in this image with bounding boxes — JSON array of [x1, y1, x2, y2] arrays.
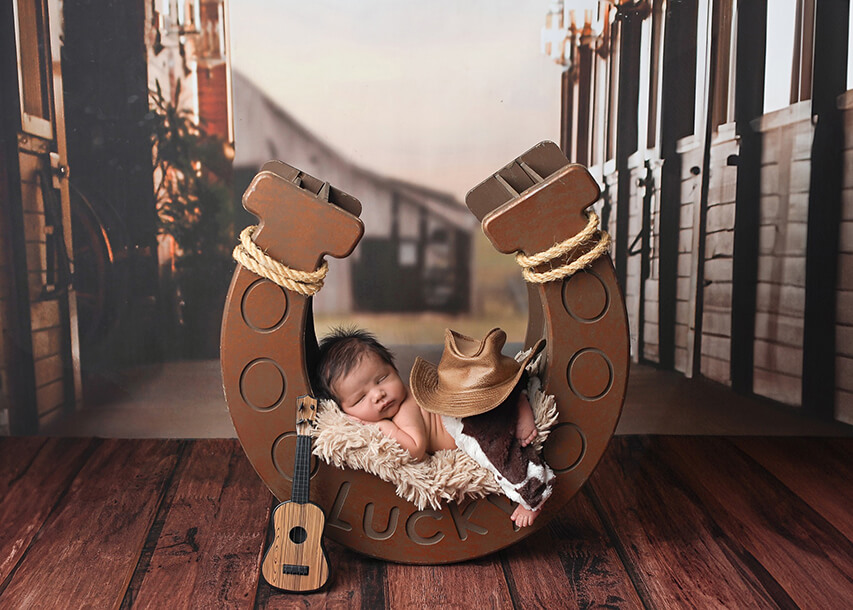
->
[[313, 326, 396, 402]]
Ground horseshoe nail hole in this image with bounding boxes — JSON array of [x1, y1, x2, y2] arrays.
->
[[543, 423, 586, 473], [241, 279, 288, 332], [562, 270, 609, 322], [272, 432, 320, 482], [240, 358, 286, 411], [567, 349, 613, 401]]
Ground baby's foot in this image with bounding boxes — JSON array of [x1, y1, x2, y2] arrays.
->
[[511, 505, 541, 528], [515, 394, 538, 447]]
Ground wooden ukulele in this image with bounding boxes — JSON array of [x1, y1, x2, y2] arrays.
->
[[261, 395, 330, 592]]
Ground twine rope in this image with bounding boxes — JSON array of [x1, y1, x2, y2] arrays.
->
[[515, 211, 611, 284], [232, 225, 328, 296]]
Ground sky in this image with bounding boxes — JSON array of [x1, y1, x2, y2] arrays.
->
[[228, 0, 562, 201], [228, 1, 841, 200]]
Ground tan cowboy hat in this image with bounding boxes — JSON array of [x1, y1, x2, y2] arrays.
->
[[409, 328, 545, 418]]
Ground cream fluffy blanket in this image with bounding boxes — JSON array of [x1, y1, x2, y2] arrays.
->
[[311, 352, 557, 510]]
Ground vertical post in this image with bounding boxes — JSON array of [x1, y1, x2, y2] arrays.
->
[[560, 67, 574, 157], [685, 0, 717, 378], [576, 21, 594, 166], [614, 4, 646, 291], [0, 30, 39, 432], [802, 0, 849, 418], [657, 0, 699, 370], [456, 228, 471, 313], [731, 0, 767, 393]]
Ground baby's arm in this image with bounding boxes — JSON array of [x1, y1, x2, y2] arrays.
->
[[380, 398, 428, 461], [374, 419, 426, 461]]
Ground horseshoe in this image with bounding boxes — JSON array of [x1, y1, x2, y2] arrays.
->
[[220, 142, 629, 564]]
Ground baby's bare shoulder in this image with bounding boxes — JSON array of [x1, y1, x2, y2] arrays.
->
[[392, 395, 425, 426]]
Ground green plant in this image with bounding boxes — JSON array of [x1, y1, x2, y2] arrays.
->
[[148, 79, 235, 358], [148, 79, 232, 262]]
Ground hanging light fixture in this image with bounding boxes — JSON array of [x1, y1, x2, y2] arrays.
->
[[542, 1, 616, 66]]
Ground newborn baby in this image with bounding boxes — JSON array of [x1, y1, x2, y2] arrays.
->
[[313, 327, 549, 527]]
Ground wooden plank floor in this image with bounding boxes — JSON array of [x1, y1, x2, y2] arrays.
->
[[1, 437, 850, 608]]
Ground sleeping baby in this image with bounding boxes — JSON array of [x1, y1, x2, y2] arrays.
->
[[313, 326, 553, 527]]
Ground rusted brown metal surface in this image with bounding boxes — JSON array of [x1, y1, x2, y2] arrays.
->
[[220, 143, 629, 564]]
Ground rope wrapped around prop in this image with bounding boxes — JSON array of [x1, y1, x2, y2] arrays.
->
[[232, 225, 328, 296], [515, 210, 611, 283]]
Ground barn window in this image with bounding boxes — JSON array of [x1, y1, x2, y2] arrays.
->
[[710, 0, 736, 130], [848, 6, 853, 89], [398, 241, 417, 267], [646, 0, 664, 148], [764, 0, 813, 114], [605, 15, 620, 163]]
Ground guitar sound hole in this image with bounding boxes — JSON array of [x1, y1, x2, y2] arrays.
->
[[289, 526, 308, 544]]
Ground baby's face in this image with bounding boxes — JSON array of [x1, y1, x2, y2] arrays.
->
[[333, 351, 407, 422]]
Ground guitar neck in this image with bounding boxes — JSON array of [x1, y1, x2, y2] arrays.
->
[[291, 434, 312, 504]]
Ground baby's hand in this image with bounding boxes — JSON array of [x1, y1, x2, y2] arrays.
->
[[344, 414, 395, 439], [374, 419, 397, 437]]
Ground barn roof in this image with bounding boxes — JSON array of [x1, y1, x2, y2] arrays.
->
[[232, 71, 476, 232]]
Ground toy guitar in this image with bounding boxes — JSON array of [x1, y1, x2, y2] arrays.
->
[[261, 395, 330, 591]]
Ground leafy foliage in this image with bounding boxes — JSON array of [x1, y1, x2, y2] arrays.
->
[[149, 79, 232, 261]]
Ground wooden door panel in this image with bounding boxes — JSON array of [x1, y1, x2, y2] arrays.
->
[[5, 0, 81, 430], [35, 379, 64, 418]]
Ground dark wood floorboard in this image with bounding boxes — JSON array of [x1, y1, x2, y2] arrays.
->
[[128, 440, 270, 608], [255, 537, 388, 609], [731, 437, 853, 541], [0, 436, 850, 609], [588, 436, 792, 608], [384, 555, 513, 609], [499, 488, 643, 608], [0, 439, 181, 608], [662, 437, 853, 608], [0, 437, 95, 588]]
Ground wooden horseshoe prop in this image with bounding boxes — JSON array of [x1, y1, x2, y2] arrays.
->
[[221, 142, 629, 564]]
